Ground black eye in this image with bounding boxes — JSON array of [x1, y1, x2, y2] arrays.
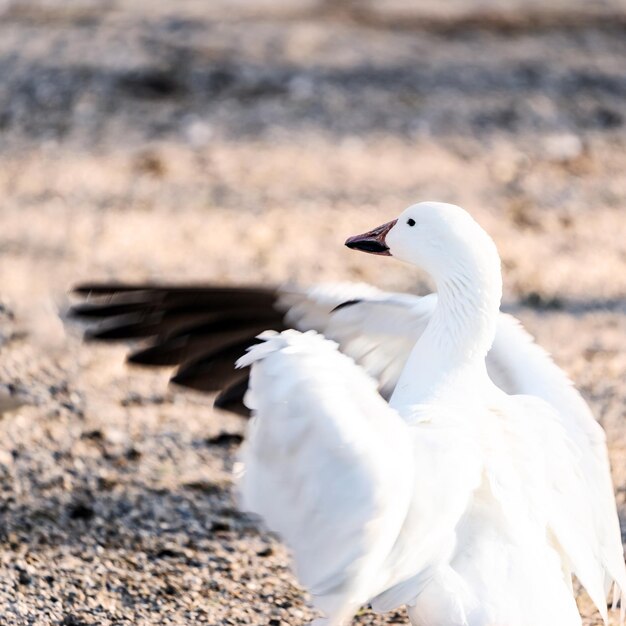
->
[[407, 218, 416, 227]]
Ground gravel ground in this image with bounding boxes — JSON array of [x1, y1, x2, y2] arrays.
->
[[1, 1, 626, 624]]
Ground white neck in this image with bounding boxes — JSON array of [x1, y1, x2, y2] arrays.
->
[[390, 253, 502, 410]]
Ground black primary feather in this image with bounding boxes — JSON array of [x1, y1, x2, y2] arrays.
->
[[71, 283, 357, 417], [70, 284, 282, 415]]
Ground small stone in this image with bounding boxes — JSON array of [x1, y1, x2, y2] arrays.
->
[[68, 502, 95, 521], [125, 447, 141, 461], [154, 548, 183, 560], [183, 479, 226, 494], [256, 547, 273, 558], [80, 430, 102, 441], [210, 520, 231, 533], [163, 584, 178, 596], [184, 117, 213, 147], [520, 292, 563, 311], [133, 150, 167, 178], [205, 433, 243, 447], [61, 615, 87, 626], [17, 568, 31, 585], [543, 133, 583, 163]]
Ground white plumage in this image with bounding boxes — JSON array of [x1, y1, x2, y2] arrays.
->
[[237, 202, 626, 626]]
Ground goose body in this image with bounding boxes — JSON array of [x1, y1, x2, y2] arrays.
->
[[71, 202, 625, 625]]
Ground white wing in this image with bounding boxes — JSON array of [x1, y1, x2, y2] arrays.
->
[[277, 283, 590, 410], [498, 393, 625, 623], [237, 330, 481, 624], [277, 283, 436, 399], [492, 316, 626, 615]]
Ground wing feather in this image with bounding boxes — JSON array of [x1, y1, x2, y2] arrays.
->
[[491, 316, 626, 615], [237, 330, 415, 623]]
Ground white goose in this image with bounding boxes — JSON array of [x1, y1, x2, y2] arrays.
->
[[236, 202, 625, 625], [72, 202, 625, 625]]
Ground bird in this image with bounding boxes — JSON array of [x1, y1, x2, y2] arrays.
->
[[71, 202, 625, 625]]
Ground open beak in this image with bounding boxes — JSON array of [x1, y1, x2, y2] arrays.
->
[[345, 219, 397, 256]]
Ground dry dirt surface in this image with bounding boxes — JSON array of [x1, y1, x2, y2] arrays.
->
[[1, 1, 626, 624]]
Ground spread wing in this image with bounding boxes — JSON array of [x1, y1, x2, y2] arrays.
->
[[492, 316, 626, 618], [69, 282, 436, 414], [71, 281, 583, 411], [237, 330, 481, 624]]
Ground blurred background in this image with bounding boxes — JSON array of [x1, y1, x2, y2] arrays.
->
[[1, 0, 625, 623]]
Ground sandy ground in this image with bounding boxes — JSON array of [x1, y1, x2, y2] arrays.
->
[[1, 1, 626, 624]]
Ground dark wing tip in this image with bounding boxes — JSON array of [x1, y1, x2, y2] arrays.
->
[[127, 344, 183, 366], [213, 376, 250, 417], [70, 283, 279, 417], [170, 368, 223, 393], [331, 299, 362, 313]]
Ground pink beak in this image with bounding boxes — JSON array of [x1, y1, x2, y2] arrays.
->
[[345, 219, 397, 256]]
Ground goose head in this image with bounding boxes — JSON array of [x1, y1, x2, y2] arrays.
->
[[345, 202, 501, 288], [347, 202, 504, 375]]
